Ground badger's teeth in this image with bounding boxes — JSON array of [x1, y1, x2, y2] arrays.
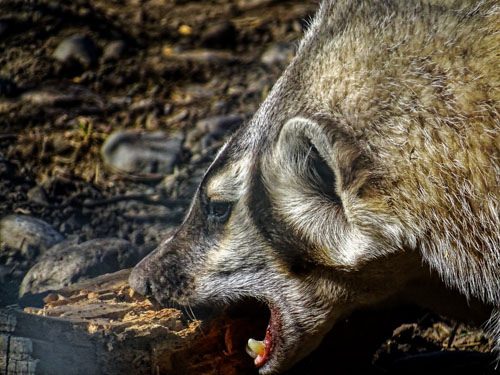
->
[[246, 338, 265, 359]]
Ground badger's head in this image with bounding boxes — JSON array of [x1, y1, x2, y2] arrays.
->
[[128, 113, 425, 373]]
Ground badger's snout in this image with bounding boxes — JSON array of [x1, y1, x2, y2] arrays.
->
[[128, 236, 198, 305], [129, 262, 153, 297], [129, 253, 171, 303]]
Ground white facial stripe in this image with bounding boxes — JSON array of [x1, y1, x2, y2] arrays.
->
[[206, 154, 253, 201]]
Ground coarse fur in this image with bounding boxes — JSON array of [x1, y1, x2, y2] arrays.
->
[[130, 0, 500, 373]]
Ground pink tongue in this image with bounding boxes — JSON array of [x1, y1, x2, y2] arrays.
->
[[254, 324, 272, 367]]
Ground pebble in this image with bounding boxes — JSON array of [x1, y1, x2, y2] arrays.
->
[[0, 215, 64, 259], [211, 101, 230, 113], [198, 114, 244, 148], [21, 89, 79, 107], [163, 103, 173, 115], [182, 83, 216, 101], [247, 77, 272, 96], [19, 238, 144, 297], [237, 0, 275, 10], [101, 40, 127, 62], [129, 98, 157, 112], [261, 41, 296, 67], [27, 185, 50, 206], [165, 109, 190, 126], [101, 130, 184, 175], [196, 114, 244, 133], [166, 49, 238, 65], [109, 96, 132, 108], [145, 112, 160, 130], [52, 34, 99, 67], [185, 114, 244, 153]]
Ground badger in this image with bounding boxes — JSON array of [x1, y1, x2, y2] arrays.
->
[[129, 0, 500, 373]]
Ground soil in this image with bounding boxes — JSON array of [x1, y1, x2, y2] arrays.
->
[[0, 0, 496, 374]]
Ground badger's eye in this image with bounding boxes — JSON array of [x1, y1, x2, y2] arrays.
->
[[208, 200, 232, 223]]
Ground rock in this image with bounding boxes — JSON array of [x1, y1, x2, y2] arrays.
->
[[109, 96, 132, 108], [145, 112, 160, 130], [247, 77, 273, 96], [19, 238, 143, 297], [211, 101, 230, 113], [196, 114, 244, 134], [261, 41, 296, 67], [52, 34, 99, 67], [184, 114, 244, 154], [179, 83, 216, 101], [237, 0, 275, 10], [165, 109, 190, 126], [163, 103, 173, 115], [21, 89, 80, 107], [198, 114, 244, 148], [201, 21, 237, 49], [101, 40, 127, 62], [166, 49, 238, 65], [27, 185, 50, 206], [101, 130, 184, 175], [0, 215, 64, 259], [129, 98, 157, 112], [58, 212, 86, 235]]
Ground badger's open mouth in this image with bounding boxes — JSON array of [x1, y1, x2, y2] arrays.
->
[[245, 304, 281, 368]]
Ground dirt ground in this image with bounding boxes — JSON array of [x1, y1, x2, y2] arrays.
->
[[0, 0, 496, 374]]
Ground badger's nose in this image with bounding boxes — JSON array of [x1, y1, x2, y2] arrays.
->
[[129, 265, 152, 297]]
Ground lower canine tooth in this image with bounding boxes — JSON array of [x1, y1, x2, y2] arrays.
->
[[246, 345, 257, 359], [247, 338, 265, 357]]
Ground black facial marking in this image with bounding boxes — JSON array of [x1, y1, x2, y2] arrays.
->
[[248, 163, 317, 275]]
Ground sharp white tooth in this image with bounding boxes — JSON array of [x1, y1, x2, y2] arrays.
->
[[247, 338, 265, 357]]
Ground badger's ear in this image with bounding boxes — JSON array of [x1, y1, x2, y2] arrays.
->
[[265, 117, 382, 268], [272, 117, 341, 204], [263, 116, 361, 268]]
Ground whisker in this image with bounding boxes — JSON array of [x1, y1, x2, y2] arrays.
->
[[187, 302, 206, 336]]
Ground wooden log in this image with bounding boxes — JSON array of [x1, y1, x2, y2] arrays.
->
[[0, 269, 265, 375], [1, 269, 495, 375]]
